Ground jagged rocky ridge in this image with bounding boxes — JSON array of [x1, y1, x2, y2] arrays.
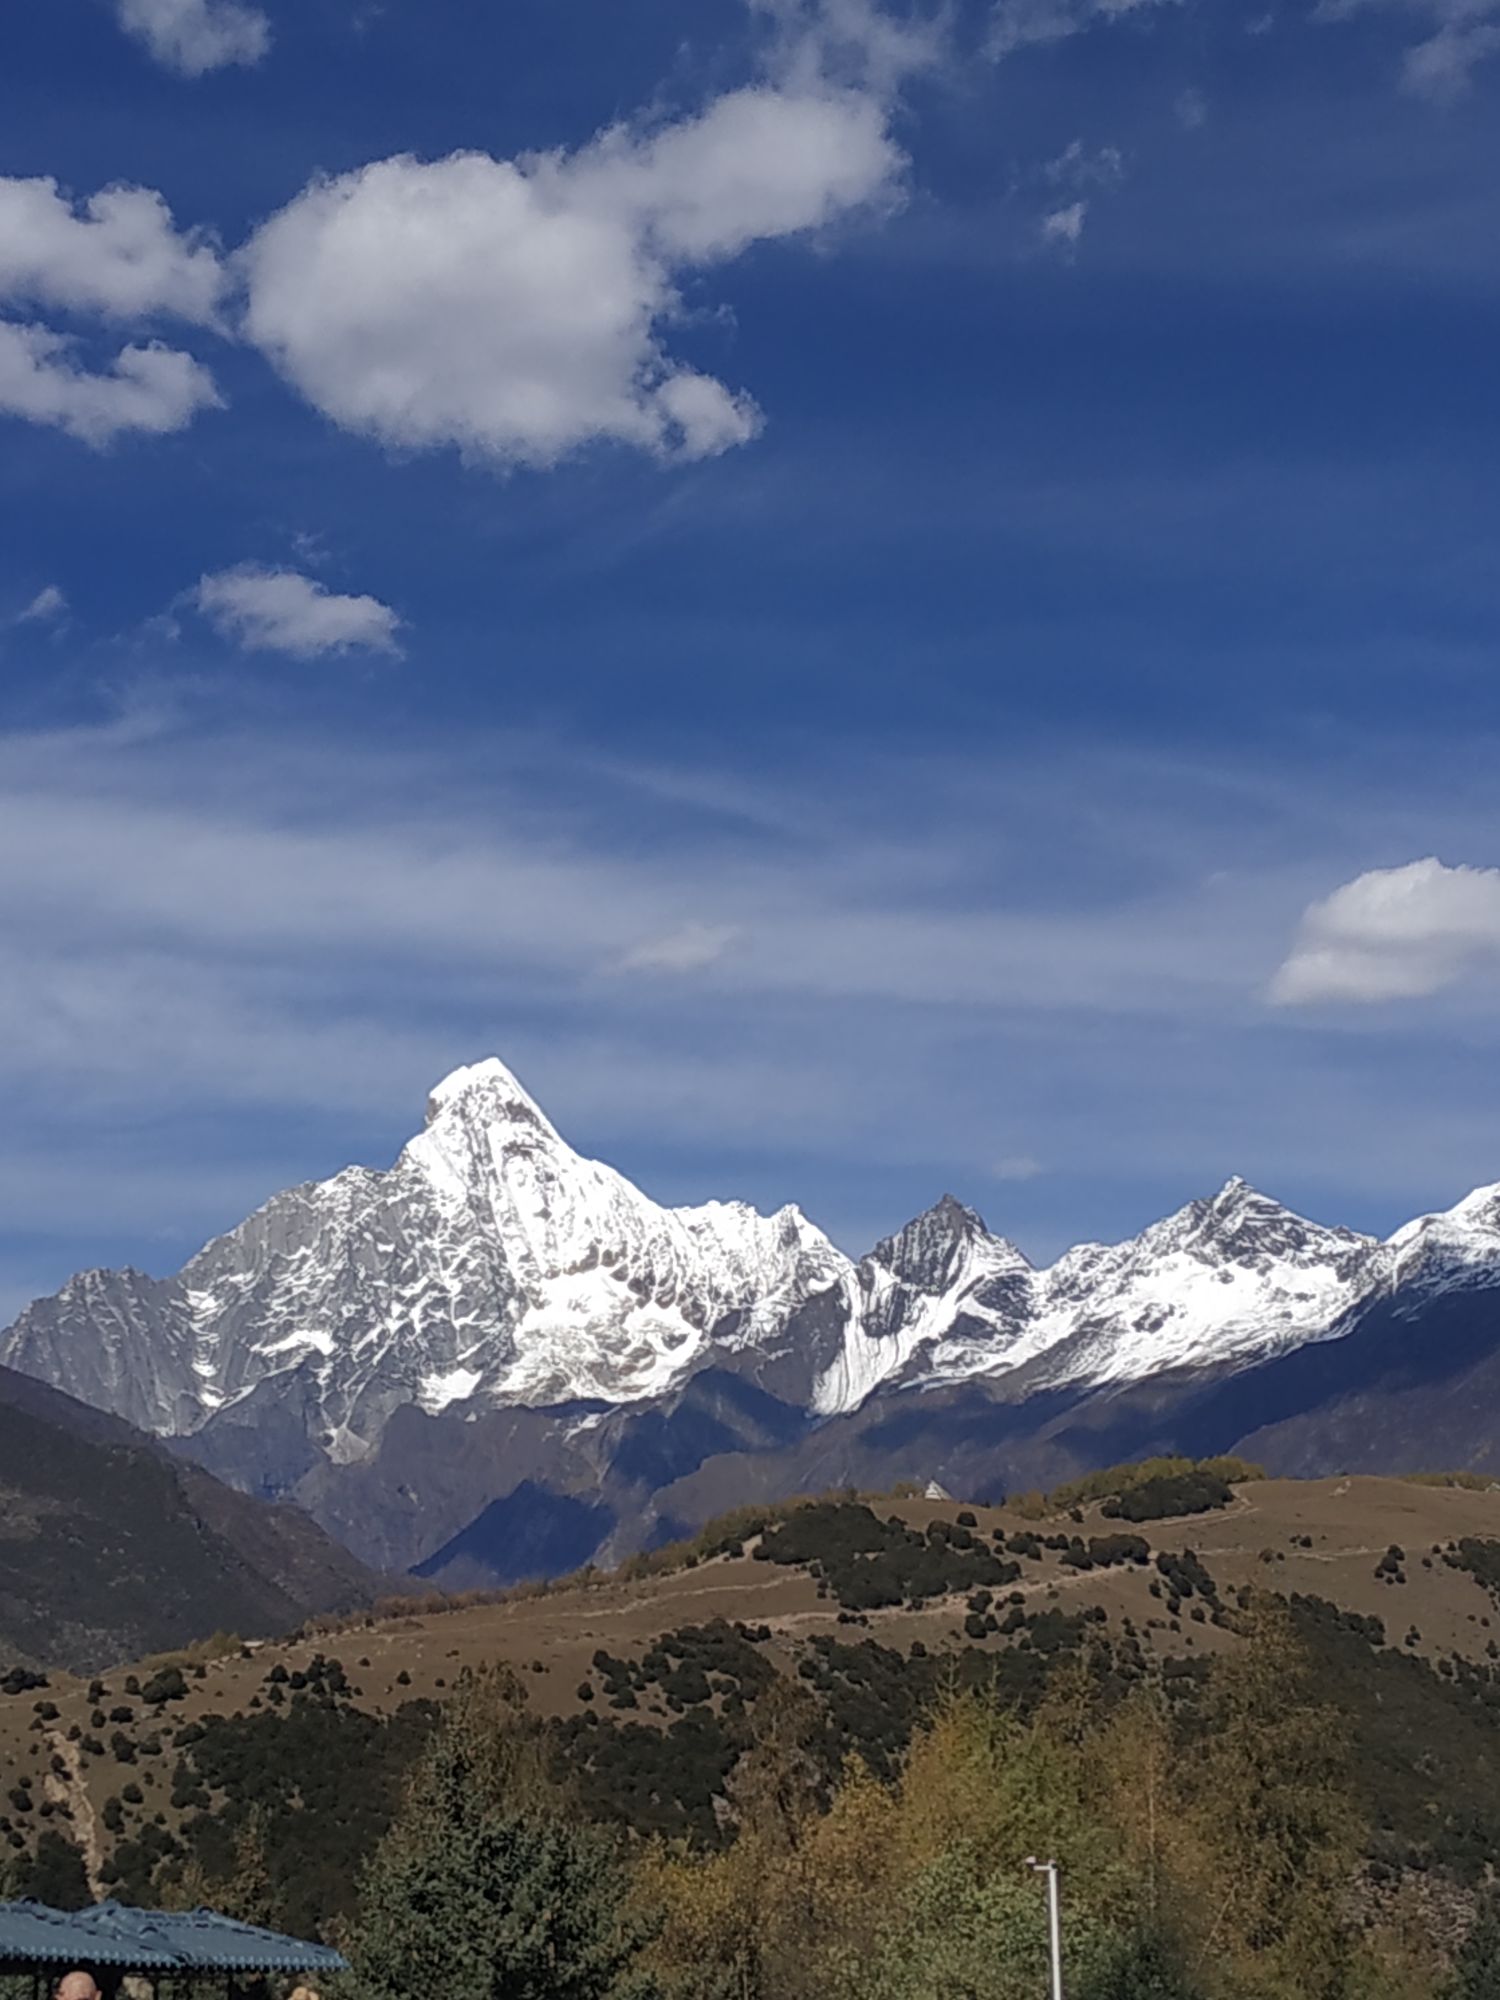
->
[[5, 1057, 1500, 1580]]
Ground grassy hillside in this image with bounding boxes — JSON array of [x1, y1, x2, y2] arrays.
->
[[5, 1466, 1500, 1951]]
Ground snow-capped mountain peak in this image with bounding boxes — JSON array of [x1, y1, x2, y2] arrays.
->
[[999, 1179, 1380, 1391], [1385, 1181, 1500, 1297], [0, 1057, 847, 1454], [423, 1054, 562, 1138], [871, 1193, 1031, 1290], [4, 1058, 1500, 1506], [1139, 1176, 1369, 1266], [807, 1195, 1034, 1415], [809, 1176, 1394, 1409]]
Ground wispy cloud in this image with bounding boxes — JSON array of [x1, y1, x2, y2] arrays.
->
[[0, 716, 1266, 1131], [1024, 138, 1124, 255], [983, 0, 1498, 97], [1042, 139, 1125, 189], [1316, 0, 1500, 95], [15, 586, 68, 626], [988, 0, 1181, 61], [749, 0, 948, 92], [4, 713, 1500, 1271], [615, 924, 742, 975]]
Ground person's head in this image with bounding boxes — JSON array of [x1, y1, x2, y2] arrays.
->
[[56, 1970, 101, 2000]]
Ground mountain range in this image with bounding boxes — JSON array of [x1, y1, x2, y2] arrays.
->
[[5, 1055, 1500, 1583]]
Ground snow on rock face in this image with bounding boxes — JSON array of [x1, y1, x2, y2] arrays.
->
[[1386, 1183, 1500, 1295], [810, 1175, 1500, 1409], [396, 1056, 845, 1410], [1014, 1177, 1381, 1388], [809, 1196, 1034, 1415], [3, 1057, 1499, 1474], [0, 1057, 846, 1454]]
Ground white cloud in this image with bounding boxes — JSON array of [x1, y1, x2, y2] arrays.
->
[[1269, 858, 1500, 1005], [116, 0, 271, 76], [615, 924, 742, 975], [991, 1154, 1045, 1182], [1175, 86, 1209, 128], [0, 322, 221, 445], [1, 13, 910, 462], [240, 81, 903, 470], [194, 565, 403, 658], [0, 178, 224, 324], [1040, 200, 1089, 248], [16, 586, 68, 625], [0, 176, 223, 448], [1316, 0, 1500, 95]]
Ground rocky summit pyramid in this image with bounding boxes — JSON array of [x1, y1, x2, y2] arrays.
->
[[0, 1058, 846, 1458], [5, 1057, 1500, 1582]]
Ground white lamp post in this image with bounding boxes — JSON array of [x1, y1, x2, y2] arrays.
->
[[1025, 1857, 1064, 2000]]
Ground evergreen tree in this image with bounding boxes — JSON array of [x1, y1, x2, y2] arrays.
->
[[353, 1811, 658, 2000], [16, 1830, 91, 1910], [348, 1668, 657, 2000]]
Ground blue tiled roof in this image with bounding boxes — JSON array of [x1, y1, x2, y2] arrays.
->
[[0, 1901, 347, 1974]]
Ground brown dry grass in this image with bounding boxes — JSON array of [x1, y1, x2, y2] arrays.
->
[[5, 1473, 1500, 1865]]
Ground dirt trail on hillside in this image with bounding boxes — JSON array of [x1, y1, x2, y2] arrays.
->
[[44, 1728, 103, 1892], [537, 1508, 1399, 1645], [587, 1576, 804, 1615], [766, 1531, 1397, 1640]]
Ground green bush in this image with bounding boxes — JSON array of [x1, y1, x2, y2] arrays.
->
[[141, 1666, 189, 1706], [1051, 1456, 1261, 1513], [1103, 1472, 1234, 1523]]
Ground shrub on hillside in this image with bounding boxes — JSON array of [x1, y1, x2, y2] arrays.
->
[[756, 1502, 1017, 1611], [141, 1666, 188, 1706], [1103, 1471, 1234, 1523], [1447, 1540, 1500, 1601], [1051, 1456, 1260, 1514]]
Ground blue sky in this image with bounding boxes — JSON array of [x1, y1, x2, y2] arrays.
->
[[2, 0, 1499, 1313]]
